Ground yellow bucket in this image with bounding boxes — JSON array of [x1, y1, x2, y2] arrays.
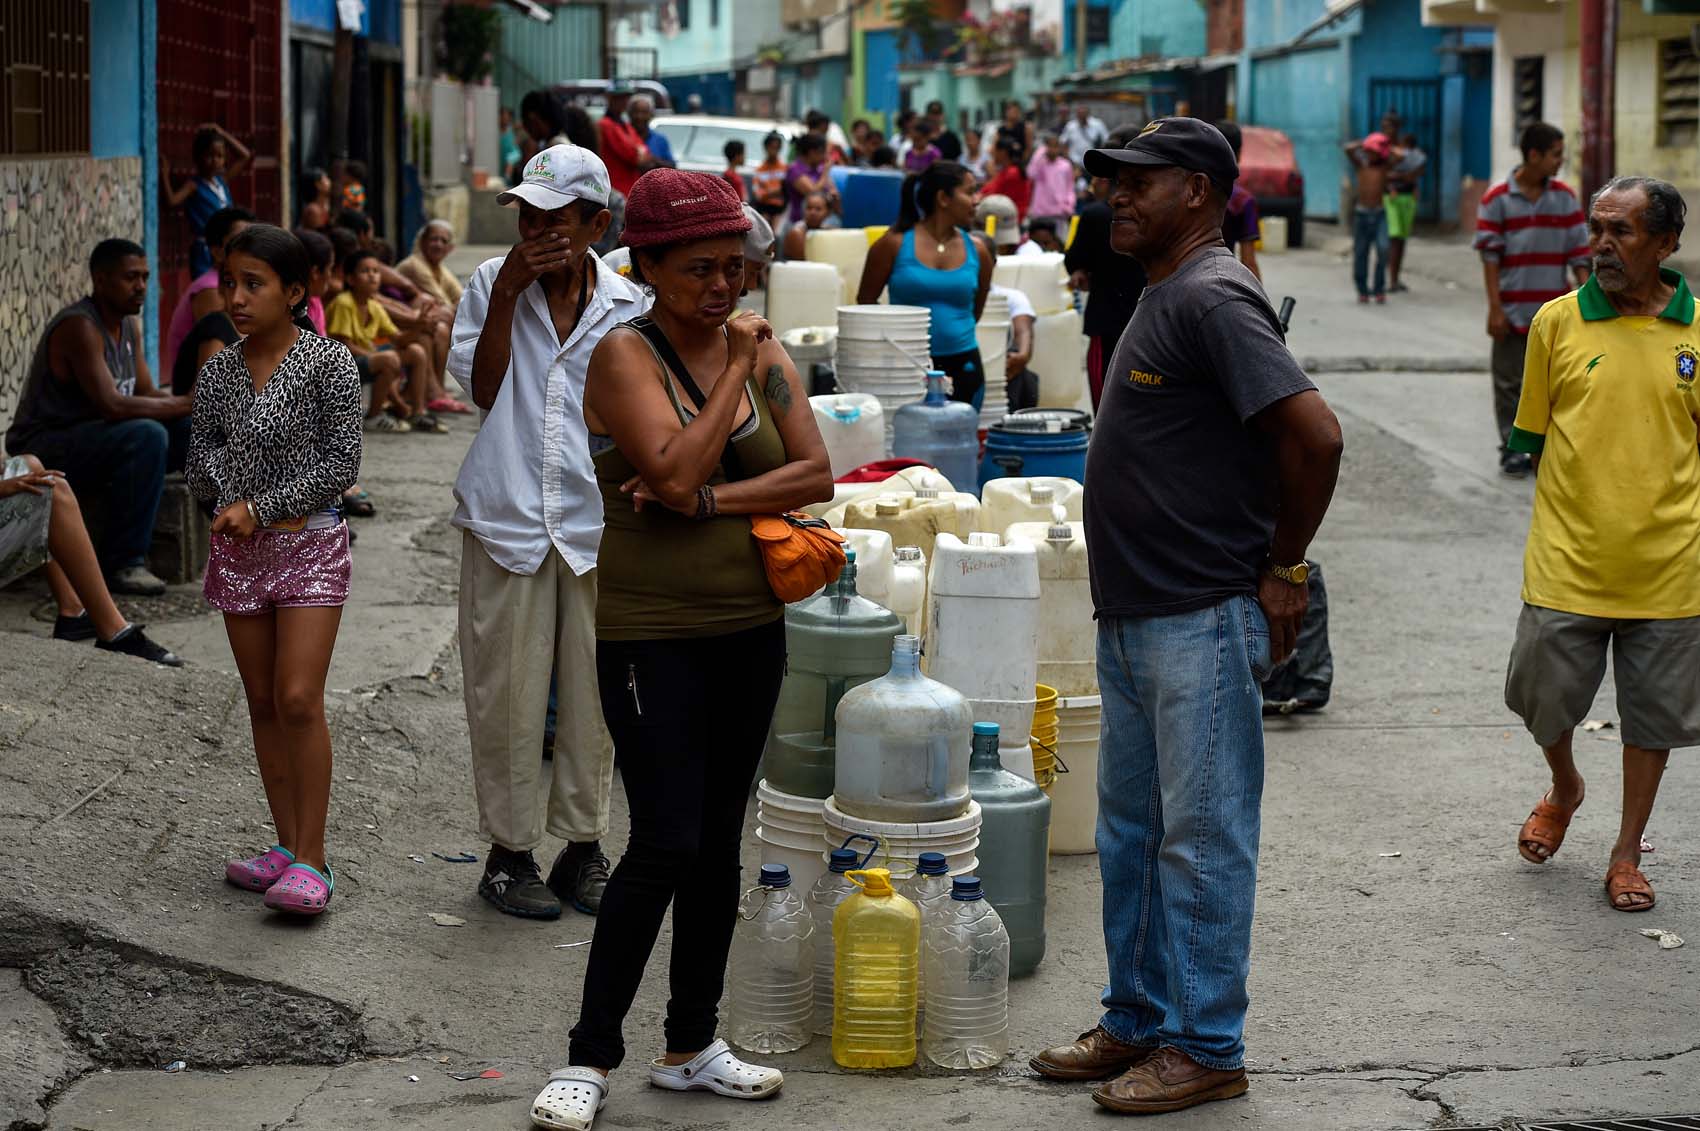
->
[[1031, 683, 1059, 783], [864, 224, 889, 246]]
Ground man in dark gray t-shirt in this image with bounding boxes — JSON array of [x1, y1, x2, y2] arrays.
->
[[1029, 118, 1343, 1118]]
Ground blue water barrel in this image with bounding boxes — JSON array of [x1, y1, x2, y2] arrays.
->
[[978, 414, 1090, 488], [839, 169, 906, 229]]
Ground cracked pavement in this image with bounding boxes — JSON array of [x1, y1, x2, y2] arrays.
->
[[2, 246, 1698, 1130]]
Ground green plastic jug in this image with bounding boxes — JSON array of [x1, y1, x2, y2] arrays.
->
[[966, 721, 1051, 977]]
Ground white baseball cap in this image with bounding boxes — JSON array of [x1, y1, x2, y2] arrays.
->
[[496, 145, 612, 210]]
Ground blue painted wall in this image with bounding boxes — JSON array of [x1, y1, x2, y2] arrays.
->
[[1348, 0, 1448, 135], [863, 30, 903, 119], [784, 57, 848, 122], [290, 0, 401, 44], [660, 72, 738, 114], [1248, 42, 1350, 218], [90, 0, 143, 159]]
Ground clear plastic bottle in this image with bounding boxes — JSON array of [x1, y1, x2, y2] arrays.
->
[[896, 851, 953, 1035], [922, 876, 1011, 1069], [832, 868, 920, 1069], [808, 842, 873, 1036], [729, 864, 815, 1054]]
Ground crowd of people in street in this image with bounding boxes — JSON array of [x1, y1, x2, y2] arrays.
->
[[0, 82, 1695, 1131]]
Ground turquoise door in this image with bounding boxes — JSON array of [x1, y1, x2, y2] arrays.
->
[[1250, 43, 1349, 219]]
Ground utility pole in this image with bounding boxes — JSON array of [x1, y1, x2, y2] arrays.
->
[[1578, 0, 1616, 200], [1075, 0, 1088, 70]]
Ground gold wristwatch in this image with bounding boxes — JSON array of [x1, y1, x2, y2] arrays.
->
[[1266, 559, 1310, 585]]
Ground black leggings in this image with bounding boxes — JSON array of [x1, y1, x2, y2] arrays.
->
[[932, 347, 986, 411], [567, 617, 788, 1070]]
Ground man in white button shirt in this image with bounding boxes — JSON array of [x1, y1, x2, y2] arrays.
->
[[449, 145, 650, 920], [1061, 105, 1110, 170]]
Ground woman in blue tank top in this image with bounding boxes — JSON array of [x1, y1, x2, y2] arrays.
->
[[859, 161, 995, 408]]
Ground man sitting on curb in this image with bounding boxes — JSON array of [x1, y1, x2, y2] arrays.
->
[[6, 239, 192, 596]]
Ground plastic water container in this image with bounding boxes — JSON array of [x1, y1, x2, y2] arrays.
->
[[809, 838, 879, 1035], [1003, 509, 1095, 697], [781, 325, 838, 367], [926, 533, 1042, 778], [822, 796, 981, 878], [979, 477, 1084, 534], [807, 228, 873, 303], [979, 414, 1090, 487], [892, 372, 980, 493], [975, 293, 1012, 430], [832, 868, 920, 1069], [923, 876, 1011, 1069], [808, 464, 960, 525], [835, 529, 895, 608], [812, 393, 886, 478], [834, 635, 974, 822], [966, 722, 1050, 977], [840, 170, 906, 229], [1031, 308, 1088, 409], [767, 262, 844, 338], [729, 864, 816, 1053], [767, 552, 904, 800], [1050, 695, 1101, 855], [992, 252, 1071, 314], [755, 781, 832, 901], [889, 545, 928, 639], [842, 493, 975, 560], [897, 852, 953, 1036]]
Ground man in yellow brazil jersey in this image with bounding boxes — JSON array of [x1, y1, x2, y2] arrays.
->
[[1505, 175, 1694, 913]]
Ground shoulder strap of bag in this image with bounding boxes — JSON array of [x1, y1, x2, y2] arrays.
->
[[629, 317, 748, 482]]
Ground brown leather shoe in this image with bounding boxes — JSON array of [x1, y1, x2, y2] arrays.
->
[[1029, 1026, 1156, 1081], [1092, 1046, 1249, 1114]]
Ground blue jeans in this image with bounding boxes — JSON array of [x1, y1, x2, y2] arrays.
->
[[21, 416, 189, 572], [1352, 207, 1389, 298], [1094, 595, 1272, 1070]]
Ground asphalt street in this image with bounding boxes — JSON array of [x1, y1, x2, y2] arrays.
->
[[2, 239, 1696, 1131]]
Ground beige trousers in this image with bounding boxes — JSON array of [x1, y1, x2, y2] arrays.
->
[[459, 531, 613, 850]]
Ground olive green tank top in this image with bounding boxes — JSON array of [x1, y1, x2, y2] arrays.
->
[[593, 322, 790, 641]]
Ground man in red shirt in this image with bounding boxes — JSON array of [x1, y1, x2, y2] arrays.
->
[[597, 84, 649, 196]]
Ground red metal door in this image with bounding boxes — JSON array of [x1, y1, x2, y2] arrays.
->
[[156, 0, 283, 316]]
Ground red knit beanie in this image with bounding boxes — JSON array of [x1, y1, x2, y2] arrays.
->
[[621, 168, 752, 248]]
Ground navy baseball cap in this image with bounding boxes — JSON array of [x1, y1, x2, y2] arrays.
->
[[1084, 117, 1240, 193]]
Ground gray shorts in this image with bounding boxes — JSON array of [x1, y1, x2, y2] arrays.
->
[[1505, 604, 1700, 749]]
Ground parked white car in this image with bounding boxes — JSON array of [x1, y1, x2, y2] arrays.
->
[[650, 114, 853, 183]]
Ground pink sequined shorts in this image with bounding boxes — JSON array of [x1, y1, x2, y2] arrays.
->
[[204, 526, 352, 615]]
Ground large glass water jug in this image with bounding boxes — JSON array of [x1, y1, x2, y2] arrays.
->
[[966, 722, 1051, 977], [766, 551, 904, 799], [833, 635, 974, 822], [891, 371, 980, 494]]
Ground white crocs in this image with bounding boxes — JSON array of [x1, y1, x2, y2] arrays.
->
[[530, 1066, 609, 1130], [648, 1038, 784, 1099]]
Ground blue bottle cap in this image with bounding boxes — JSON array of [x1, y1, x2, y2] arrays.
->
[[827, 848, 859, 873], [972, 721, 1000, 738], [759, 863, 792, 888], [916, 852, 949, 875], [951, 876, 984, 901]]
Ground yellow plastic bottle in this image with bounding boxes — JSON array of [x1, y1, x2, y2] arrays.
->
[[831, 867, 921, 1068]]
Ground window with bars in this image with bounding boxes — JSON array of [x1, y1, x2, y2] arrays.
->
[[1512, 56, 1543, 144], [1, 0, 91, 156], [1659, 36, 1699, 149]]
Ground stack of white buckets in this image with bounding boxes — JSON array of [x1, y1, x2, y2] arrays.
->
[[834, 305, 932, 449]]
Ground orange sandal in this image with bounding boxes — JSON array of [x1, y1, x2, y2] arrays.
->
[[1605, 860, 1655, 912], [1518, 790, 1583, 863]]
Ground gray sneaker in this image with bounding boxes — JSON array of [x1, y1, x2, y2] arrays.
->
[[108, 565, 167, 596]]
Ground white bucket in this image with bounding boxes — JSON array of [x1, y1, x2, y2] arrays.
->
[[756, 781, 831, 890], [1050, 696, 1100, 855], [823, 795, 981, 877]]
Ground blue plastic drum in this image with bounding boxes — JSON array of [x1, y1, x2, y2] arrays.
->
[[838, 169, 906, 230], [978, 413, 1091, 488]]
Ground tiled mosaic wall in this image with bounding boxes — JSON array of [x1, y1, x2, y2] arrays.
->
[[0, 157, 144, 451]]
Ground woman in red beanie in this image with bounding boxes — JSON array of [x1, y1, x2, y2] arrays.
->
[[528, 169, 832, 1131]]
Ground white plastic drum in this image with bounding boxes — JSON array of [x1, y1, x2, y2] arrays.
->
[[811, 392, 886, 478], [767, 262, 844, 339], [1003, 515, 1095, 697], [806, 228, 872, 303], [1031, 309, 1088, 409], [1049, 696, 1101, 855]]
